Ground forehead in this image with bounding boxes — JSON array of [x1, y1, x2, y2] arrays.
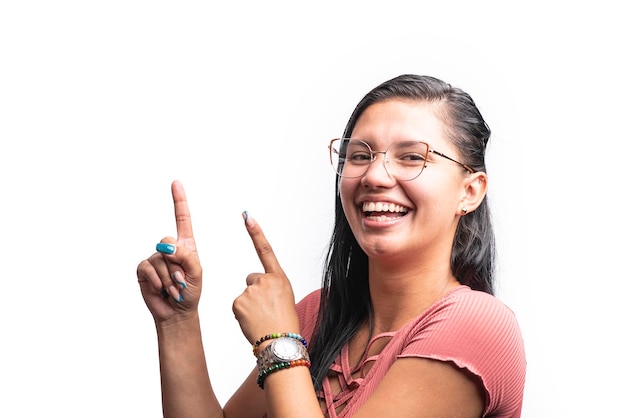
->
[[352, 99, 450, 148]]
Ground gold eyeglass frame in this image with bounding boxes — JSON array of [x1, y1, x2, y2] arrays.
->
[[328, 138, 475, 181]]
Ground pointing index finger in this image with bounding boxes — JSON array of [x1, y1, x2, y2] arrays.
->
[[243, 212, 283, 274], [171, 180, 195, 241]]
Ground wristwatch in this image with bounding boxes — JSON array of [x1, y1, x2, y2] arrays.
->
[[256, 337, 310, 371]]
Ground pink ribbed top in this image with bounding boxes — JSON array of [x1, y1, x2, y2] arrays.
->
[[296, 286, 526, 418]]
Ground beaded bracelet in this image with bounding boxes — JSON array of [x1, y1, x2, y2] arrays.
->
[[252, 332, 308, 356], [256, 359, 312, 389]]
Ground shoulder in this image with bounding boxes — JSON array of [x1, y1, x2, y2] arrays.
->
[[296, 288, 321, 314], [295, 289, 321, 342], [408, 286, 525, 364], [424, 286, 521, 336], [400, 286, 526, 415]]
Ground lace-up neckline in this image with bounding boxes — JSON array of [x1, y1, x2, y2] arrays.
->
[[319, 331, 396, 417]]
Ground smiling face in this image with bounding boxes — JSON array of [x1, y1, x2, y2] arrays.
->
[[339, 99, 474, 263]]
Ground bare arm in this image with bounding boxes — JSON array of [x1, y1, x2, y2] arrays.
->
[[156, 314, 222, 417], [352, 357, 484, 418], [137, 181, 231, 417], [231, 214, 324, 418]]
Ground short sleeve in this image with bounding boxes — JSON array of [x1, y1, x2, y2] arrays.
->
[[399, 288, 526, 417]]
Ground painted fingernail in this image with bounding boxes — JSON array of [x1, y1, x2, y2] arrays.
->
[[242, 211, 255, 227], [156, 243, 176, 255], [172, 271, 187, 289], [168, 285, 183, 303], [161, 288, 169, 298]]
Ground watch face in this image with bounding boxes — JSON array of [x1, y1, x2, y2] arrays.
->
[[272, 337, 300, 361]]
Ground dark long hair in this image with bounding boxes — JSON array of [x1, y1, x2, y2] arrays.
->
[[308, 74, 496, 391]]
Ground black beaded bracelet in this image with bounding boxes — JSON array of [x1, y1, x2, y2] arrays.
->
[[256, 359, 312, 389]]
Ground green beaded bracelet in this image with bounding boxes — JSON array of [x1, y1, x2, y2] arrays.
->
[[256, 359, 312, 389], [252, 332, 308, 356]]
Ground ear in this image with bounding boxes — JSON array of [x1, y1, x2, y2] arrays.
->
[[458, 171, 488, 216]]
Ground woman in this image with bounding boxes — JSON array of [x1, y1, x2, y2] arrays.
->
[[137, 74, 526, 417]]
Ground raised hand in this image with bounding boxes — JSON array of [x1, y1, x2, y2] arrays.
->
[[232, 213, 300, 345], [137, 180, 203, 324]]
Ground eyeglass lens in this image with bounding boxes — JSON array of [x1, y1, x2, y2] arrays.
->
[[330, 139, 429, 181]]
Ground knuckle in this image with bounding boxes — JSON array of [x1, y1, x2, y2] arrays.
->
[[255, 242, 273, 257], [245, 273, 256, 286], [232, 297, 243, 317], [175, 213, 191, 224], [137, 260, 148, 275]]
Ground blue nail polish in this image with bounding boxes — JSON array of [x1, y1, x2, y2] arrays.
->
[[172, 272, 186, 289], [243, 210, 249, 225], [156, 243, 176, 255], [161, 288, 169, 298], [177, 294, 184, 303]]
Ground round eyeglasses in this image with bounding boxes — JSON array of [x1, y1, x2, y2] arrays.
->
[[329, 138, 474, 181]]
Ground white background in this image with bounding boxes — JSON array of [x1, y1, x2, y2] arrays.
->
[[1, 1, 624, 417]]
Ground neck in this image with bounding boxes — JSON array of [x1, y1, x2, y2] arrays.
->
[[366, 260, 459, 332]]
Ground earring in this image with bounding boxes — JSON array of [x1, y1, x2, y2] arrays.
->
[[461, 207, 468, 215]]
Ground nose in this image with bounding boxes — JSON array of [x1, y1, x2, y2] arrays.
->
[[361, 151, 395, 186]]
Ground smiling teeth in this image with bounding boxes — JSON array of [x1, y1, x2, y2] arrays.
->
[[362, 202, 408, 213]]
